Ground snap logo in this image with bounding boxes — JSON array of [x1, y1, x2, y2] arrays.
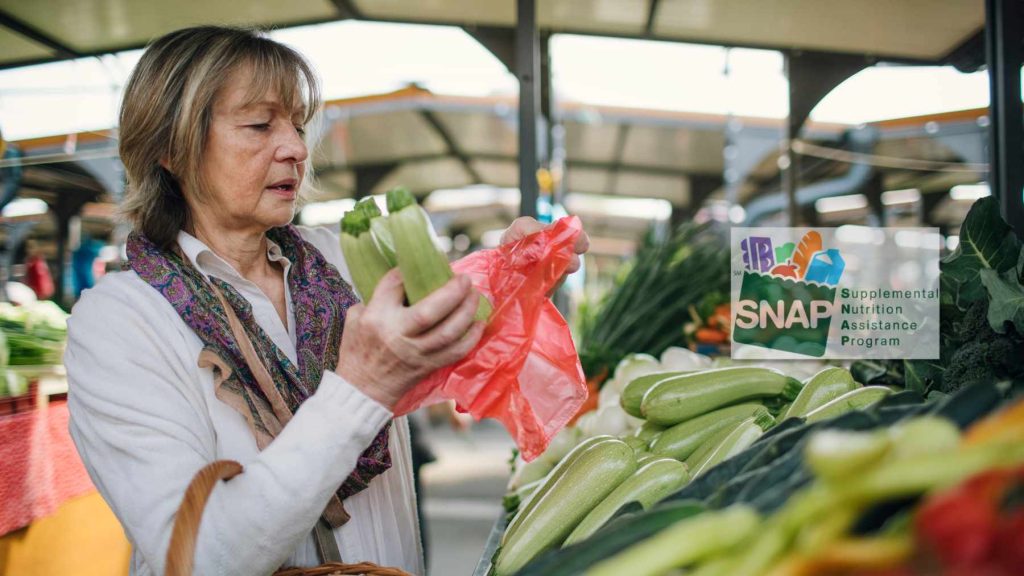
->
[[732, 231, 844, 357]]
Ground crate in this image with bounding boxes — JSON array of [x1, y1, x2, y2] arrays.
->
[[0, 380, 40, 416]]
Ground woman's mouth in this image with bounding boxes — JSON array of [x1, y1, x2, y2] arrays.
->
[[267, 179, 298, 198]]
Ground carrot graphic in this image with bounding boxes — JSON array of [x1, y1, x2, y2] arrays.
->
[[793, 231, 822, 279]]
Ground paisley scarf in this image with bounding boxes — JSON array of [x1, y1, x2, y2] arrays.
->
[[126, 225, 391, 526]]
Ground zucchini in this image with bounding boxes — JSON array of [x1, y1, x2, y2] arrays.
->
[[688, 413, 774, 478], [804, 386, 892, 423], [504, 435, 616, 538], [804, 429, 891, 482], [563, 458, 690, 546], [783, 367, 860, 419], [641, 367, 803, 426], [354, 198, 397, 267], [495, 438, 637, 576], [632, 420, 665, 445], [502, 477, 545, 515], [339, 208, 392, 301], [650, 403, 768, 461], [635, 453, 663, 466], [583, 505, 760, 576], [506, 455, 554, 492], [515, 500, 706, 576], [620, 371, 687, 418], [687, 557, 735, 576], [729, 517, 790, 575], [386, 187, 491, 321], [887, 416, 960, 459], [620, 434, 649, 454]]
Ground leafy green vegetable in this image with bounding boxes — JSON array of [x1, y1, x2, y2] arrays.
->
[[854, 197, 1024, 395], [576, 222, 729, 380], [980, 267, 1024, 333], [0, 301, 68, 367], [940, 196, 1020, 308]]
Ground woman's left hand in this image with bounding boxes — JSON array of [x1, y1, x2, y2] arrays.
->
[[500, 216, 590, 275]]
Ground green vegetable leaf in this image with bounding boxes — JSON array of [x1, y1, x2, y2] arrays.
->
[[980, 268, 1024, 333], [903, 359, 945, 394], [850, 359, 903, 386], [941, 197, 1020, 307]]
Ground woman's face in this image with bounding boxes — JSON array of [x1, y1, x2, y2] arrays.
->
[[193, 66, 309, 234]]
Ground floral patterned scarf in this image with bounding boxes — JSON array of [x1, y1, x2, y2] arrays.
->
[[126, 225, 391, 527]]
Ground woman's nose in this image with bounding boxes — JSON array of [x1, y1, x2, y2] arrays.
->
[[276, 125, 309, 165]]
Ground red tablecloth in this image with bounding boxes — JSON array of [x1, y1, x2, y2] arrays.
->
[[0, 401, 95, 535]]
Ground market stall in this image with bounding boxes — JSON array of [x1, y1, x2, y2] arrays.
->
[[473, 196, 1024, 576], [0, 303, 130, 576], [0, 1, 1021, 575]]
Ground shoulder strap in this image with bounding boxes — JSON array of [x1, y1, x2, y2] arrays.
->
[[209, 282, 346, 564], [314, 518, 344, 563]]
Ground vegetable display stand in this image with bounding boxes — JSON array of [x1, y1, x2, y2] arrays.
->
[[472, 513, 507, 576], [0, 380, 38, 416]]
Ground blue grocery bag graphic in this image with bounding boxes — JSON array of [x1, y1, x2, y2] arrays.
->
[[804, 249, 845, 286]]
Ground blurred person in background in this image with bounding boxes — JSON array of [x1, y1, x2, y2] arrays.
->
[[23, 239, 54, 301], [70, 234, 103, 299], [64, 25, 587, 576]]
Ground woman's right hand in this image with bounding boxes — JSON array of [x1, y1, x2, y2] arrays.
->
[[334, 268, 486, 410]]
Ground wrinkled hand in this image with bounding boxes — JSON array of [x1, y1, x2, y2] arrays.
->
[[500, 216, 591, 275], [335, 269, 485, 410]]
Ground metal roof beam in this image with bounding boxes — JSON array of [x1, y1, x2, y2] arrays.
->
[[671, 174, 722, 225], [783, 50, 870, 224], [944, 28, 986, 73], [0, 9, 955, 72], [318, 152, 720, 180], [644, 0, 662, 37], [418, 110, 484, 184], [606, 124, 631, 195], [463, 25, 515, 72], [353, 163, 397, 199], [327, 0, 365, 20], [0, 8, 81, 60]]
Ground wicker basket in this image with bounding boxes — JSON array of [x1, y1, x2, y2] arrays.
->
[[166, 460, 413, 576]]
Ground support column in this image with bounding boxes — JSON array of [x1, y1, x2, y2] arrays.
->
[[353, 163, 398, 199], [782, 51, 869, 226], [985, 0, 1024, 237], [517, 0, 540, 219]]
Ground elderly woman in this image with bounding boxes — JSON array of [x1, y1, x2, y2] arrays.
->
[[66, 26, 587, 576]]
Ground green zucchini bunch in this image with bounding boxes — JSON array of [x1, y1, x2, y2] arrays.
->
[[339, 187, 491, 320]]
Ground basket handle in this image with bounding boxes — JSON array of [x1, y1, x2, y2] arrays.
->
[[165, 460, 244, 576], [165, 461, 414, 576]]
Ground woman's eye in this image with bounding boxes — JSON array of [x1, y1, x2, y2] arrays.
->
[[294, 125, 307, 136], [248, 123, 272, 131]]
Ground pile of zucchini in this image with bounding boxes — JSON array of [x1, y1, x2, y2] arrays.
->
[[494, 360, 899, 575], [509, 380, 1022, 576]]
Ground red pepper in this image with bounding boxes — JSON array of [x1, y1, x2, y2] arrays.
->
[[914, 465, 1024, 576]]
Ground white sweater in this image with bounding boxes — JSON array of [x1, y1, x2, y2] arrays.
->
[[65, 226, 425, 576]]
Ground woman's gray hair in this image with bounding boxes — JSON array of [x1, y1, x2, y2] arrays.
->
[[119, 26, 321, 248]]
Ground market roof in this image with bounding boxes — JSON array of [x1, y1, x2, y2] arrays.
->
[[8, 88, 988, 251], [0, 0, 986, 70]]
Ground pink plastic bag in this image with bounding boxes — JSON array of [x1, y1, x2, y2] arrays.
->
[[392, 216, 588, 461]]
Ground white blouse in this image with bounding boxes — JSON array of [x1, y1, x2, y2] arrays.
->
[[65, 225, 425, 576]]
